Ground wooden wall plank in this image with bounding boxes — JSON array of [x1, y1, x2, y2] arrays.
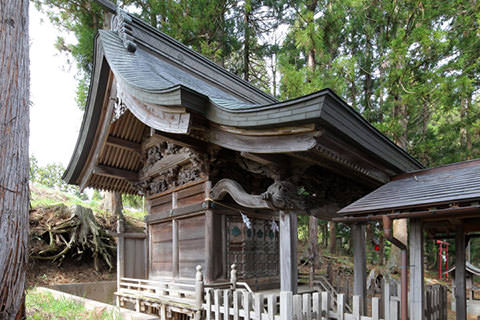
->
[[179, 215, 206, 278], [150, 221, 173, 277]]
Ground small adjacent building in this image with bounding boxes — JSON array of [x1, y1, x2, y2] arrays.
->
[[338, 159, 480, 320]]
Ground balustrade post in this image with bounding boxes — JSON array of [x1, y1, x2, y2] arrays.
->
[[231, 264, 237, 290], [195, 265, 204, 320]]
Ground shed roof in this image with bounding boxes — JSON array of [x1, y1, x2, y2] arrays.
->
[[445, 261, 480, 277], [339, 159, 480, 215]]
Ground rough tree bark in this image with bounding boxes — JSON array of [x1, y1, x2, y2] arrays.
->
[[0, 1, 30, 319], [328, 221, 336, 254], [112, 191, 124, 231], [366, 223, 373, 262], [308, 216, 319, 286], [378, 232, 385, 265]]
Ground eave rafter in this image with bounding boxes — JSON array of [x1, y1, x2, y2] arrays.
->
[[106, 135, 142, 156], [93, 164, 139, 183]]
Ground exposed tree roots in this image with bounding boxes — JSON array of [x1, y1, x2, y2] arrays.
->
[[29, 205, 116, 271]]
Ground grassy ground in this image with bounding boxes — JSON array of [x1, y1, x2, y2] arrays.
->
[[26, 289, 120, 320], [30, 183, 147, 231]]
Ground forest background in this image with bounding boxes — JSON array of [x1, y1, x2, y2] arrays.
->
[[31, 0, 480, 268]]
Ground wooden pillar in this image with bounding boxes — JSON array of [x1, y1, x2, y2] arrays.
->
[[205, 210, 215, 283], [409, 219, 424, 320], [172, 219, 179, 278], [352, 223, 366, 314], [455, 224, 466, 320], [172, 192, 179, 278], [116, 217, 125, 306], [280, 211, 298, 293]]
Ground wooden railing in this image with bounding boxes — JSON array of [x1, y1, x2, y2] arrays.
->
[[203, 289, 399, 320], [114, 264, 447, 320], [115, 271, 203, 319], [424, 284, 448, 320], [299, 272, 352, 313]]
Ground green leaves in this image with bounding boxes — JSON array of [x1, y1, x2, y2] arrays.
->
[[278, 0, 480, 167], [37, 0, 480, 166]]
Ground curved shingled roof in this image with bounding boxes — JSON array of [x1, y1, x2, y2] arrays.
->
[[63, 9, 423, 189]]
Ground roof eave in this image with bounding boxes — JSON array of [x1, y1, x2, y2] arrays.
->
[[63, 36, 110, 185]]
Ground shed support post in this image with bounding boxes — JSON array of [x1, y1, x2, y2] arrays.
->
[[455, 225, 466, 320], [352, 223, 366, 314], [280, 211, 298, 293], [116, 211, 125, 306], [409, 219, 424, 320]]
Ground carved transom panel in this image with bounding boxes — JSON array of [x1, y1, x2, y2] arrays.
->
[[134, 141, 206, 196]]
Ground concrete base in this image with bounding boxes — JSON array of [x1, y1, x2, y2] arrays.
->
[[35, 287, 159, 320], [451, 299, 480, 317], [49, 281, 117, 304]]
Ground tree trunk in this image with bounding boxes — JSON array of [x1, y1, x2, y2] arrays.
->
[[378, 232, 385, 266], [113, 192, 125, 232], [387, 219, 408, 273], [460, 96, 473, 160], [322, 223, 328, 248], [328, 221, 336, 254], [366, 223, 373, 263], [308, 216, 319, 286], [0, 1, 30, 318], [305, 0, 318, 76], [242, 0, 251, 82]]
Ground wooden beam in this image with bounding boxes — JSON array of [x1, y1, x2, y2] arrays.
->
[[151, 131, 208, 151], [240, 152, 284, 166], [93, 164, 139, 182], [142, 152, 191, 179], [210, 179, 271, 209], [409, 219, 424, 320], [455, 224, 466, 320], [106, 136, 142, 155], [280, 211, 298, 293], [117, 82, 191, 134], [352, 224, 366, 314], [210, 128, 320, 154], [216, 123, 316, 136]]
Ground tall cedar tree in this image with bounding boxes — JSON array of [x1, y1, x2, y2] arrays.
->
[[0, 0, 30, 319]]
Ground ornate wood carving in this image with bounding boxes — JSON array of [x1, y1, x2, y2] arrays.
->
[[210, 179, 271, 209], [111, 96, 127, 123], [111, 8, 137, 52], [314, 144, 389, 184], [261, 180, 306, 210], [134, 140, 206, 196], [210, 178, 307, 211], [236, 156, 284, 181]]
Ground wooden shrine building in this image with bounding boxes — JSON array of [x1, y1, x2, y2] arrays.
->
[[59, 3, 466, 320]]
